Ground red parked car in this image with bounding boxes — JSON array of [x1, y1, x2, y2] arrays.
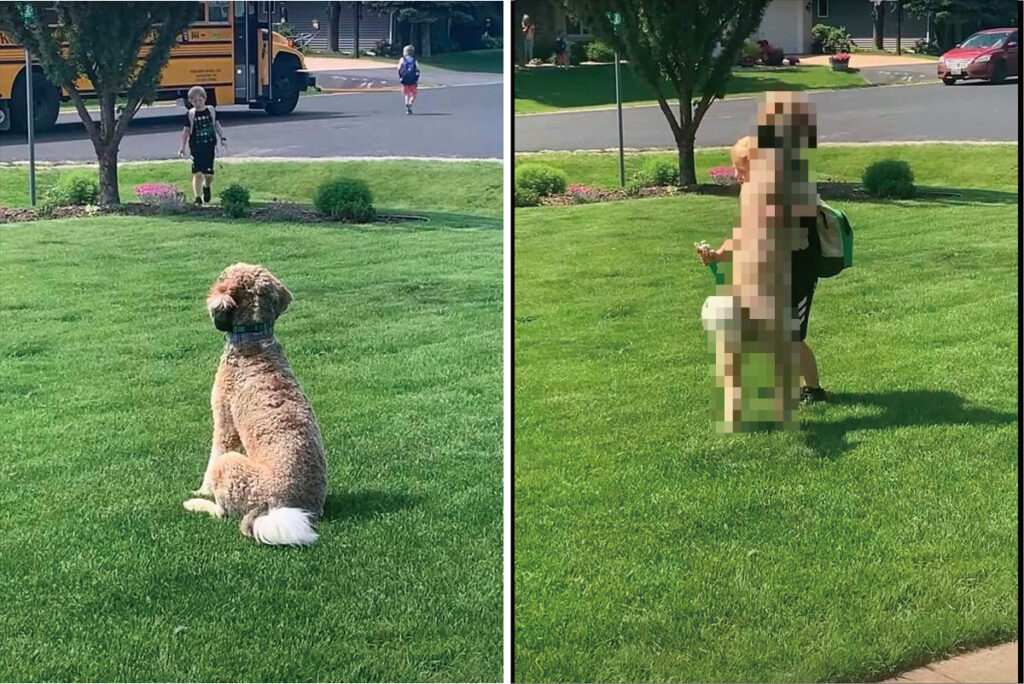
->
[[938, 28, 1019, 85]]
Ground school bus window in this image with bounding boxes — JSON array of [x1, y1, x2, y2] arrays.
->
[[188, 3, 204, 22], [207, 1, 229, 23], [235, 1, 245, 18]]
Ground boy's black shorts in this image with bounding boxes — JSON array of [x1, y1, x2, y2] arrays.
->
[[190, 145, 215, 175], [792, 249, 818, 342]]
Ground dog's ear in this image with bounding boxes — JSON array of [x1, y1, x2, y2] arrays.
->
[[207, 292, 236, 332], [273, 284, 292, 317]]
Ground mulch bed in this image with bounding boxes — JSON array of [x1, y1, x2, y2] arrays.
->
[[0, 203, 428, 225], [538, 181, 875, 207]]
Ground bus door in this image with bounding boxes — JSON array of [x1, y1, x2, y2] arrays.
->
[[232, 1, 259, 104]]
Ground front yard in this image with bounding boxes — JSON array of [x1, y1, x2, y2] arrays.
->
[[513, 143, 1018, 682]]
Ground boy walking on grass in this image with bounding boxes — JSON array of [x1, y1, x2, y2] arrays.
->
[[177, 86, 227, 204], [398, 45, 420, 115], [696, 134, 834, 412]]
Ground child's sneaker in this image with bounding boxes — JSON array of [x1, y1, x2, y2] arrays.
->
[[203, 186, 211, 203], [194, 197, 203, 205], [800, 386, 834, 406], [406, 104, 412, 115]]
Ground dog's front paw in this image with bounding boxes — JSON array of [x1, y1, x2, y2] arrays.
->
[[184, 498, 224, 517], [192, 484, 214, 497]]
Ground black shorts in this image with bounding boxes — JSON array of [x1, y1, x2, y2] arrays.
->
[[190, 145, 215, 175], [792, 251, 818, 342]]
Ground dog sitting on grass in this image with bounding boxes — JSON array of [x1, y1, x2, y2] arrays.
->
[[184, 263, 327, 545]]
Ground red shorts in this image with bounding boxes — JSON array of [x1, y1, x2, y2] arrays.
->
[[402, 84, 418, 96]]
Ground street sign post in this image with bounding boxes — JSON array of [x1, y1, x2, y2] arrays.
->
[[608, 11, 624, 187], [615, 52, 624, 187], [25, 48, 36, 206]]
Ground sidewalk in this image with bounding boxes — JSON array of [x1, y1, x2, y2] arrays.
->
[[302, 55, 393, 71], [882, 641, 1018, 683], [799, 53, 937, 68]]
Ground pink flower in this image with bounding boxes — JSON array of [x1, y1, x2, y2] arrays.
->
[[708, 166, 738, 186], [567, 184, 596, 195], [134, 183, 183, 205], [831, 52, 851, 61]]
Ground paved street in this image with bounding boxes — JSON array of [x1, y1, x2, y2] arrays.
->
[[0, 75, 501, 162], [515, 80, 1018, 152]]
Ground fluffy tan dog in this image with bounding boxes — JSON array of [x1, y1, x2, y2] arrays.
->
[[183, 263, 327, 545]]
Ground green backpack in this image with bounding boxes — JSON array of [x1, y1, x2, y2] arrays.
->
[[813, 198, 854, 278]]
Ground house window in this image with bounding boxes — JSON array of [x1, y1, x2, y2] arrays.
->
[[565, 14, 589, 36], [817, 0, 829, 18]]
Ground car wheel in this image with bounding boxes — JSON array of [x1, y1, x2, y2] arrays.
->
[[941, 75, 955, 85], [990, 61, 1006, 84]]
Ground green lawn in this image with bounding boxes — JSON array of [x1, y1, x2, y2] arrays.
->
[[0, 167, 502, 681], [0, 160, 502, 218], [514, 64, 868, 115], [513, 144, 1018, 682], [423, 49, 503, 74]]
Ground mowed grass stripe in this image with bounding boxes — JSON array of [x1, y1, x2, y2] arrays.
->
[[513, 145, 1017, 682], [1, 214, 502, 682]]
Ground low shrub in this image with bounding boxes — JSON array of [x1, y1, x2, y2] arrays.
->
[[313, 177, 377, 222], [638, 158, 679, 186], [220, 184, 251, 218], [482, 35, 503, 50], [514, 185, 540, 207], [48, 174, 99, 206], [811, 23, 853, 54], [585, 40, 616, 62], [624, 181, 644, 198], [862, 159, 915, 199], [514, 163, 567, 197], [134, 182, 184, 211], [569, 40, 589, 65], [708, 166, 738, 186]]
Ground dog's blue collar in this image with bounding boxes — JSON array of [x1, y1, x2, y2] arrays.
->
[[227, 322, 274, 345]]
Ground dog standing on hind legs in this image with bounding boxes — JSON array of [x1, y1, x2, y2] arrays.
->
[[184, 263, 327, 545]]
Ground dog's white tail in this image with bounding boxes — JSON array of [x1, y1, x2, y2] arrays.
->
[[251, 507, 319, 546]]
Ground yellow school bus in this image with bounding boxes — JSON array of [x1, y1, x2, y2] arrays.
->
[[0, 1, 315, 132]]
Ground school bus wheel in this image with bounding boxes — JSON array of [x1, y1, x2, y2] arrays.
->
[[10, 67, 60, 133], [265, 54, 302, 116]]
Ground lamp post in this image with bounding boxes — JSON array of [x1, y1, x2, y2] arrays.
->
[[608, 12, 624, 187]]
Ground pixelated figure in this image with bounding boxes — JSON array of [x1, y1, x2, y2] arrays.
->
[[700, 92, 818, 433]]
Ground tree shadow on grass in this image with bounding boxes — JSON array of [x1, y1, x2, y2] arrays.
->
[[321, 490, 421, 522], [803, 389, 1017, 459], [818, 182, 1018, 206]]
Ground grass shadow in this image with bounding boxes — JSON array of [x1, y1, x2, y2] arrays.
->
[[321, 490, 421, 522], [803, 389, 1016, 459], [818, 182, 1018, 206]]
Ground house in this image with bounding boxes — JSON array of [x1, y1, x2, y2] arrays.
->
[[512, 0, 928, 59], [284, 2, 394, 54]]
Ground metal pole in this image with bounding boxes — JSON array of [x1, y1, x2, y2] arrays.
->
[[25, 48, 36, 206], [896, 0, 902, 55], [615, 51, 624, 187]]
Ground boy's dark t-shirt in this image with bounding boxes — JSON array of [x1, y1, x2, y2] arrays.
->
[[186, 107, 216, 150]]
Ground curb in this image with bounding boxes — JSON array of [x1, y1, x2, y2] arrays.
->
[[0, 156, 502, 168]]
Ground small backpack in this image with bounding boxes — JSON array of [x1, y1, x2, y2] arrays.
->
[[813, 198, 854, 278], [399, 58, 419, 85]]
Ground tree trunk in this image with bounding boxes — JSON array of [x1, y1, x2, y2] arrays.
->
[[872, 3, 886, 50], [421, 22, 432, 58], [676, 127, 697, 187], [328, 2, 341, 53], [97, 145, 120, 205]]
